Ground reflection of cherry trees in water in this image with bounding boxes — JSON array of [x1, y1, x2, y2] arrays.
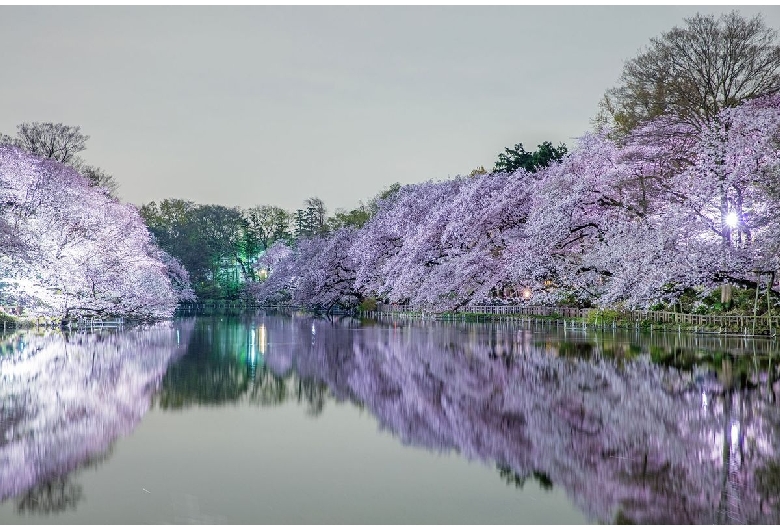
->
[[4, 315, 780, 523], [0, 322, 192, 507], [256, 316, 780, 524], [156, 314, 780, 523]]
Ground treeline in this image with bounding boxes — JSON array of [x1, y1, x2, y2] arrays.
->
[[4, 11, 778, 318], [138, 186, 401, 300], [139, 139, 567, 301], [252, 12, 780, 314]]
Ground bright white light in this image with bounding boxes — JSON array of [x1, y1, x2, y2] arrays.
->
[[725, 212, 739, 228], [730, 421, 740, 448]]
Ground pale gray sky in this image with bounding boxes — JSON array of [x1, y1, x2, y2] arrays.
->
[[1, 6, 778, 212]]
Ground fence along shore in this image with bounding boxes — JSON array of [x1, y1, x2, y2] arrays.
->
[[367, 304, 778, 338]]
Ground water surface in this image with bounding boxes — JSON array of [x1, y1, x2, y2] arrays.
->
[[1, 313, 779, 524]]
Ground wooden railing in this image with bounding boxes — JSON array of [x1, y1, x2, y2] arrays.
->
[[620, 310, 779, 330], [373, 303, 778, 334], [72, 317, 125, 329], [178, 301, 259, 309], [176, 302, 304, 313], [1, 316, 126, 332], [376, 304, 587, 317], [466, 305, 588, 318]]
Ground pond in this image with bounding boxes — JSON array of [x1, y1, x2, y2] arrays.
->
[[1, 312, 780, 524]]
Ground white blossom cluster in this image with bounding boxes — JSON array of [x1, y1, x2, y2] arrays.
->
[[0, 147, 194, 319]]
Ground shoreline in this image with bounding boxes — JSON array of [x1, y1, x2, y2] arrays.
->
[[360, 309, 779, 338]]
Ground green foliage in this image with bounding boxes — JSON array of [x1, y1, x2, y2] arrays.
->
[[140, 187, 406, 302], [327, 183, 402, 231], [557, 291, 592, 309], [677, 287, 702, 313], [725, 287, 780, 315], [0, 312, 17, 326], [330, 205, 371, 230], [294, 197, 328, 238], [651, 286, 780, 316], [358, 297, 378, 312], [586, 309, 621, 325], [493, 141, 567, 174], [243, 205, 293, 252], [140, 200, 269, 300]]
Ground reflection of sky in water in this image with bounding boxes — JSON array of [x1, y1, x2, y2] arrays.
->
[[2, 314, 780, 524]]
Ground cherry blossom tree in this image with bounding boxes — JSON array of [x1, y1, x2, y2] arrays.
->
[[676, 95, 780, 262], [293, 228, 362, 311], [350, 182, 437, 301], [349, 174, 527, 309], [250, 229, 361, 312], [513, 95, 780, 307], [598, 93, 780, 301], [0, 146, 191, 319], [247, 240, 298, 306], [253, 95, 779, 312]]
